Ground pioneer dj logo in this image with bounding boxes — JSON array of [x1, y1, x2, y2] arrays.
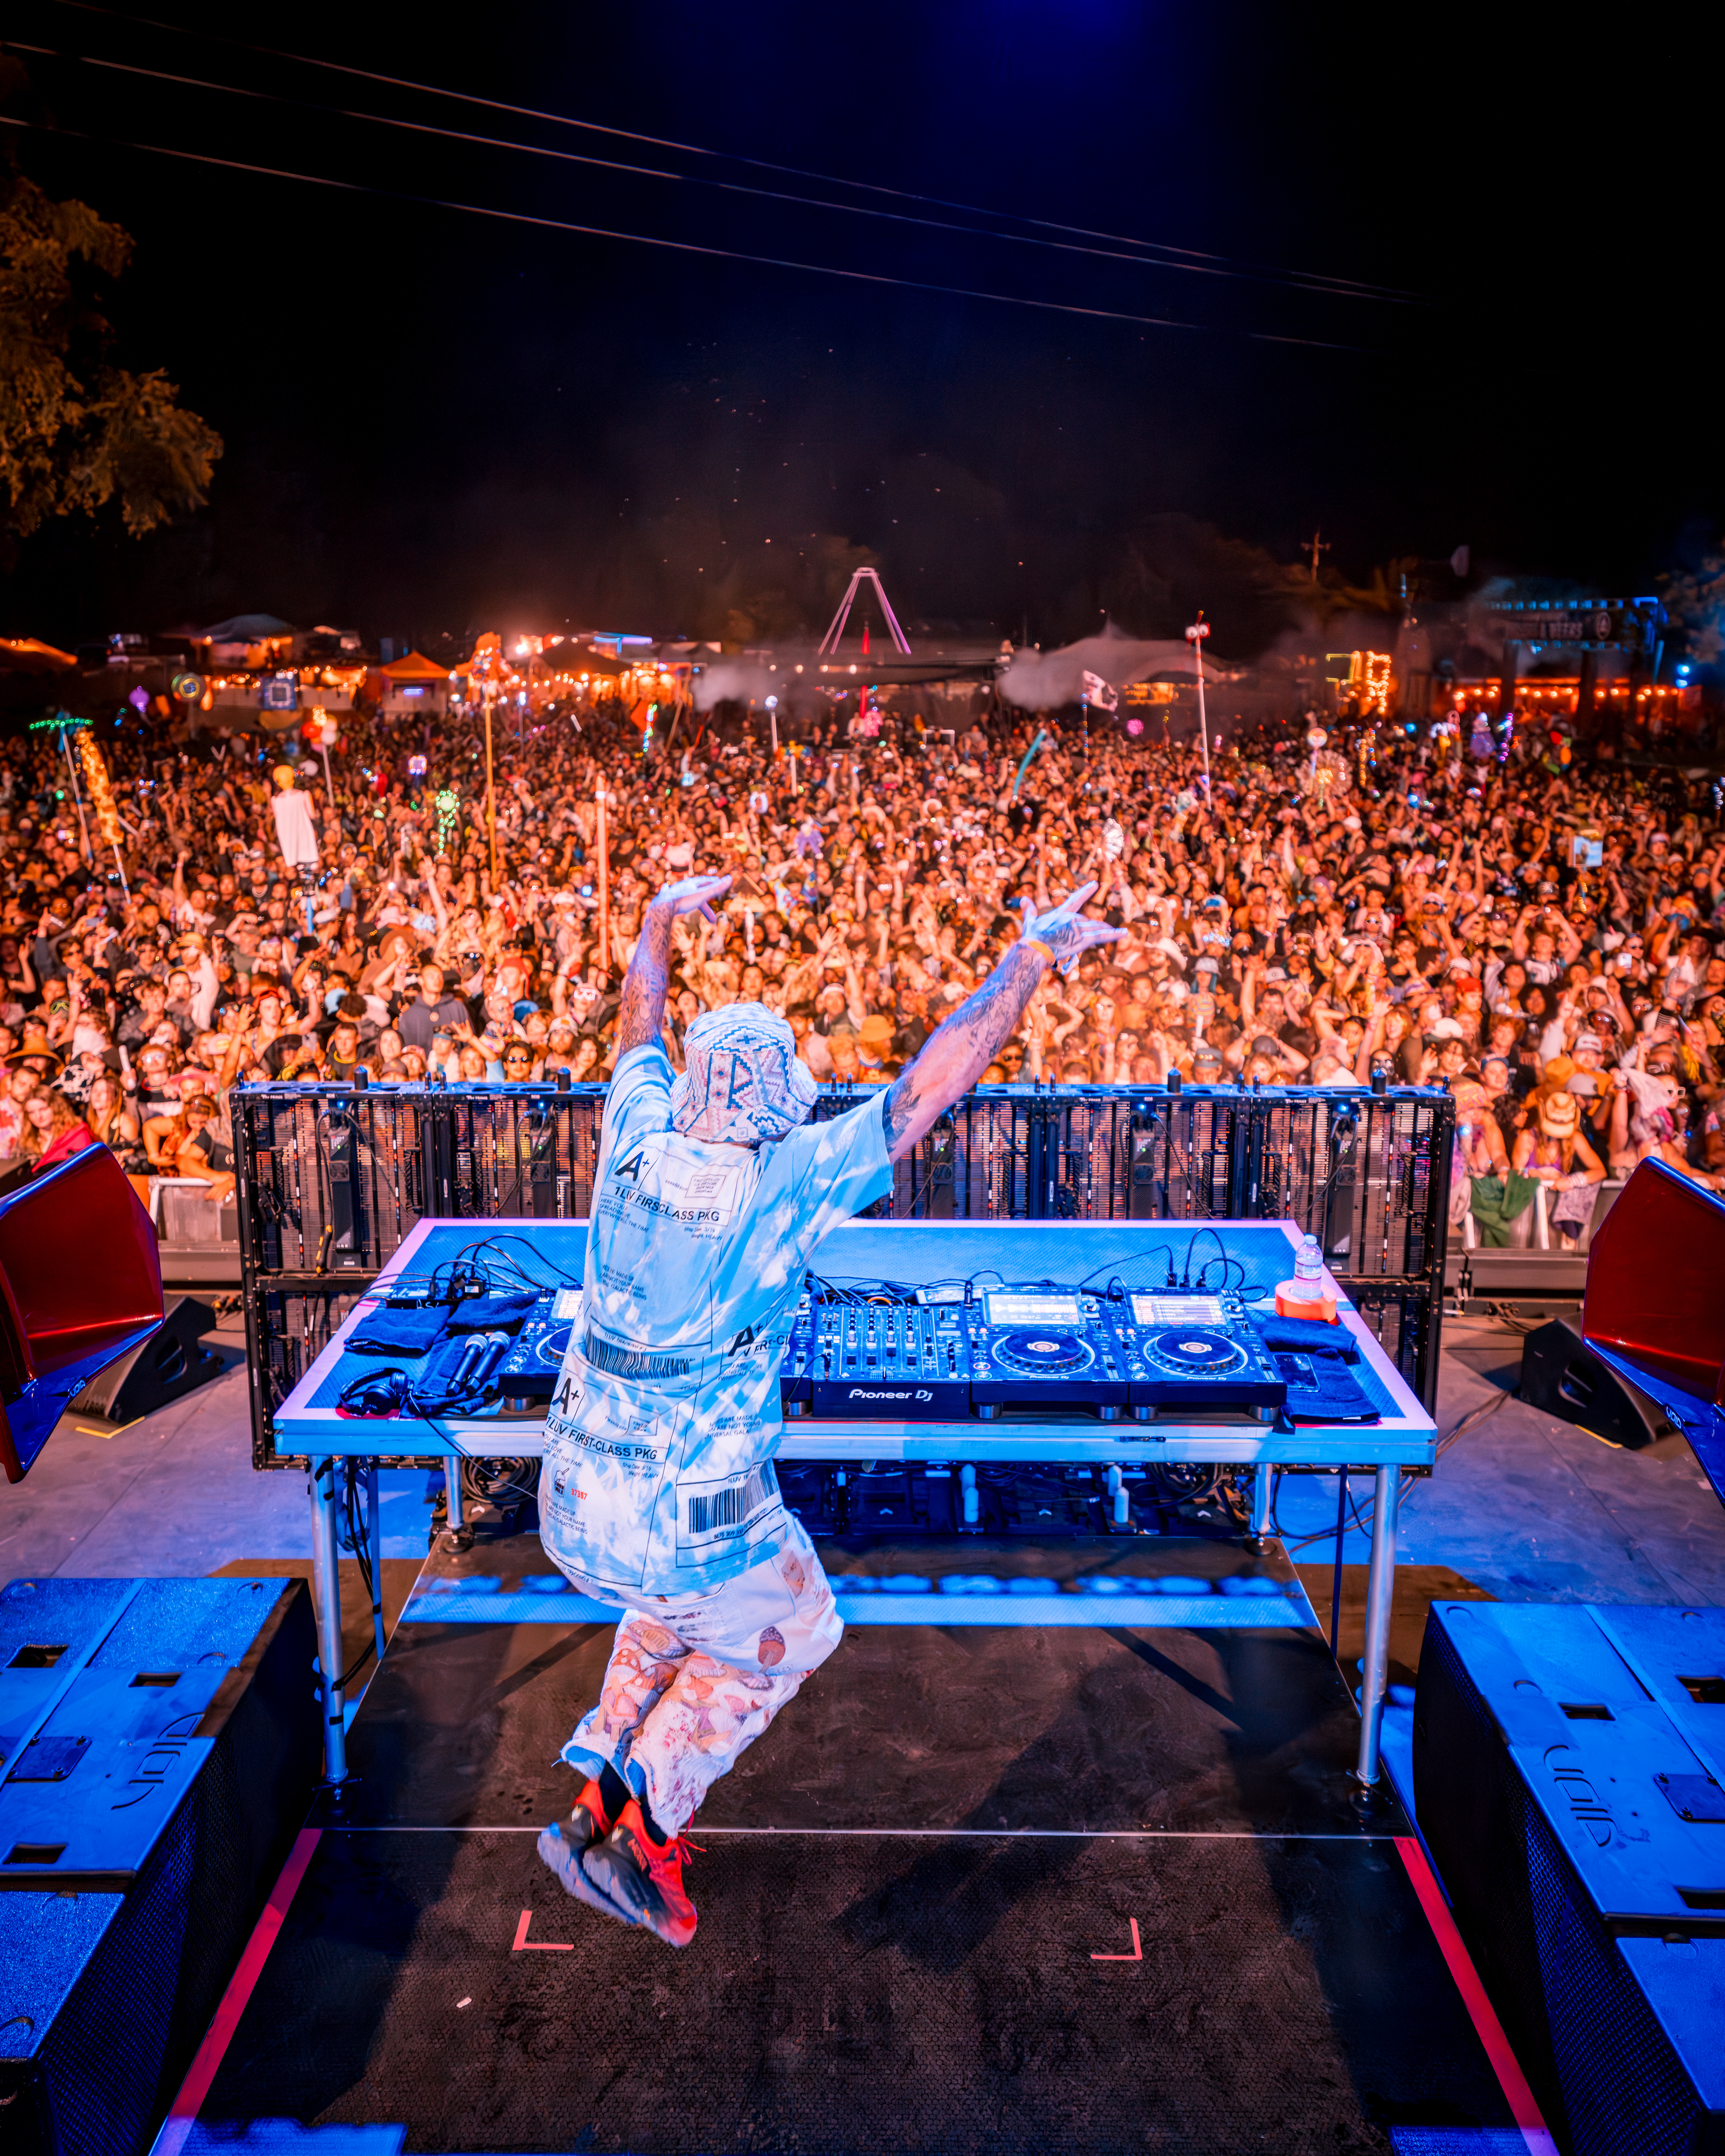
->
[[847, 1387, 934, 1401]]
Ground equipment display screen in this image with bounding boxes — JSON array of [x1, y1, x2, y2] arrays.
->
[[985, 1293, 1084, 1328], [1130, 1295, 1226, 1326]]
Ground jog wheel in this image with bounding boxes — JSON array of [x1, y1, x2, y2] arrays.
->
[[992, 1329, 1094, 1376], [535, 1323, 574, 1367], [1141, 1326, 1247, 1379]]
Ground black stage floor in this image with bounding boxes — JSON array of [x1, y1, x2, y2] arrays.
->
[[183, 1534, 1535, 2155]]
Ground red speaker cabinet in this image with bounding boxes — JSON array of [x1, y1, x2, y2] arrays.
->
[[1582, 1156, 1725, 1505], [0, 1142, 165, 1481]]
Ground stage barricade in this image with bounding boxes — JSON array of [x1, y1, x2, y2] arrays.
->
[[232, 1077, 1453, 1467]]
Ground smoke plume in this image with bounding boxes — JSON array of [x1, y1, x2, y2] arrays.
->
[[998, 626, 1193, 711], [691, 659, 777, 711]]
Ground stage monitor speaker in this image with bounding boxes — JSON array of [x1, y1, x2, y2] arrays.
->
[[1583, 1156, 1725, 1406], [0, 1144, 164, 1482], [1520, 1314, 1678, 1450], [0, 1573, 320, 2156], [1413, 1599, 1725, 2156], [1582, 1156, 1725, 1506], [67, 1296, 222, 1425]]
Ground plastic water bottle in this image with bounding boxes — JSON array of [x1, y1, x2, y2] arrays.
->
[[1288, 1235, 1324, 1303], [1274, 1233, 1336, 1322]]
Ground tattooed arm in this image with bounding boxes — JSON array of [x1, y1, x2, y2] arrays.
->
[[882, 882, 1125, 1165], [612, 876, 732, 1058]]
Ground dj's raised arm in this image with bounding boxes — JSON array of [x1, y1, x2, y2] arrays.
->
[[611, 875, 733, 1061], [882, 881, 1124, 1164]]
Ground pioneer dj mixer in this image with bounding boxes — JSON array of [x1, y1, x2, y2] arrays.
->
[[784, 1295, 974, 1420]]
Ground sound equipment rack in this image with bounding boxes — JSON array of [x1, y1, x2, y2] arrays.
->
[[233, 1077, 1452, 1471]]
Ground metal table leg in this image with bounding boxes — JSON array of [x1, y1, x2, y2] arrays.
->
[[445, 1456, 465, 1532], [1250, 1463, 1274, 1539], [366, 1460, 386, 1667], [308, 1457, 348, 1787], [1354, 1464, 1402, 1788]]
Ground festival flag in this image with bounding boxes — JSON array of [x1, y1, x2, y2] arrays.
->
[[77, 730, 125, 850]]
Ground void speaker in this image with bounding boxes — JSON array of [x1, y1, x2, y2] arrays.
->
[[1520, 1314, 1676, 1450], [67, 1296, 222, 1424], [0, 1574, 321, 2156], [1414, 1600, 1725, 2156]]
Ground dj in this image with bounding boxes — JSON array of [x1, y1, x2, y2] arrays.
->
[[536, 872, 1122, 1945]]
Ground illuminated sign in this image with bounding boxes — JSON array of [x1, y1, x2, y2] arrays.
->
[[1484, 599, 1665, 653]]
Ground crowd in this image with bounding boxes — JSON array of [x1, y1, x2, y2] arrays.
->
[[1, 681, 1722, 1240]]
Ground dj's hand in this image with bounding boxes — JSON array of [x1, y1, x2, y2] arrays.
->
[[654, 875, 733, 923], [1019, 882, 1126, 978]]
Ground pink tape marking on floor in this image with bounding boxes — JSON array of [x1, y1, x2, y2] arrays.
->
[[151, 1826, 323, 2156], [1396, 1836, 1560, 2156], [1091, 1917, 1143, 1961], [513, 1908, 574, 1950]]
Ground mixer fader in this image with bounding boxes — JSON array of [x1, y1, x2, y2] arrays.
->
[[785, 1295, 975, 1420]]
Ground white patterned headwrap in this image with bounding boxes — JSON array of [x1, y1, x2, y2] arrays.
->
[[669, 1004, 818, 1146], [1622, 1065, 1679, 1145]]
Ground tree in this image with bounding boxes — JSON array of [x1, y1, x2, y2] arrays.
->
[[0, 162, 222, 561], [1267, 554, 1423, 626], [1102, 513, 1298, 653], [1659, 541, 1725, 667]]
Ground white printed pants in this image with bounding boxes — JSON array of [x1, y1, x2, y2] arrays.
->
[[553, 1515, 842, 1833]]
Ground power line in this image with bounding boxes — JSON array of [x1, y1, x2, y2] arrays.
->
[[39, 0, 1428, 308], [12, 39, 1423, 309], [0, 114, 1229, 337]]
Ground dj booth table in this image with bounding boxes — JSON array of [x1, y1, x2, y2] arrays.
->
[[275, 1217, 1436, 1793]]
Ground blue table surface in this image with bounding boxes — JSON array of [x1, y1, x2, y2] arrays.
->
[[308, 1219, 1401, 1422]]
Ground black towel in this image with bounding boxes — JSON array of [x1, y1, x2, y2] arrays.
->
[[1250, 1311, 1360, 1363], [348, 1300, 453, 1358], [1273, 1350, 1381, 1424], [444, 1290, 542, 1335]]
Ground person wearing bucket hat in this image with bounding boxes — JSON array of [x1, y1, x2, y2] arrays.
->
[[539, 873, 1121, 1947]]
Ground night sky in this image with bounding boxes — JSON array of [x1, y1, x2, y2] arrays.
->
[[3, 0, 1716, 654]]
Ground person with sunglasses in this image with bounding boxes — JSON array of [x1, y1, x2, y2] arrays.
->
[[499, 1038, 539, 1083]]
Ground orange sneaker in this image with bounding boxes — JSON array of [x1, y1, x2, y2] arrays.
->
[[580, 1797, 700, 1948], [570, 1777, 612, 1847], [537, 1778, 629, 1920]]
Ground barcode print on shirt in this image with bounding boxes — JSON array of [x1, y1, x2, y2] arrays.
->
[[582, 1330, 693, 1380], [687, 1461, 778, 1539]]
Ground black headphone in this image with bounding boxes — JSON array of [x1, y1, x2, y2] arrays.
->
[[336, 1367, 410, 1419]]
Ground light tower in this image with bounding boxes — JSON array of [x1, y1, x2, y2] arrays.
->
[[818, 567, 913, 657]]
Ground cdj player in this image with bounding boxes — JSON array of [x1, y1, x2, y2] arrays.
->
[[491, 1288, 580, 1414], [1109, 1291, 1287, 1419], [967, 1290, 1130, 1420]]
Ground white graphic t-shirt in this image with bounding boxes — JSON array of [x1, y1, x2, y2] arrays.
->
[[539, 1042, 891, 1593]]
